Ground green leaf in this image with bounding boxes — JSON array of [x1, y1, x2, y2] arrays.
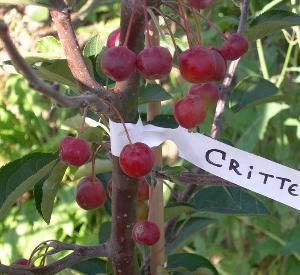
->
[[237, 103, 289, 151], [165, 203, 196, 220], [167, 253, 218, 275], [98, 221, 111, 243], [70, 258, 107, 275], [229, 76, 284, 112], [148, 114, 179, 129], [34, 161, 67, 224], [79, 126, 105, 143], [34, 60, 78, 90], [139, 84, 172, 104], [246, 10, 300, 41], [83, 34, 105, 57], [28, 6, 49, 22], [0, 152, 57, 219], [166, 218, 216, 255], [193, 186, 269, 215], [36, 36, 64, 56]]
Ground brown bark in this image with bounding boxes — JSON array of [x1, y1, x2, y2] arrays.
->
[[110, 1, 144, 274]]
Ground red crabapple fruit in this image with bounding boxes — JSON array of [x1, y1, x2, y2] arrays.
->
[[136, 46, 173, 80], [174, 95, 207, 129], [189, 82, 220, 106], [101, 46, 136, 81], [76, 176, 106, 210], [59, 136, 90, 167], [220, 34, 249, 61], [107, 29, 120, 48], [179, 47, 226, 83], [188, 0, 214, 9], [119, 142, 155, 178], [132, 220, 160, 246]]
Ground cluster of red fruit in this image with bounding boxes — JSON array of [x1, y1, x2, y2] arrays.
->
[[59, 136, 106, 210], [59, 136, 160, 246], [102, 28, 172, 82], [103, 0, 248, 129], [174, 32, 248, 129]]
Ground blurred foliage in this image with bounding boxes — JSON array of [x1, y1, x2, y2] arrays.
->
[[0, 0, 299, 274]]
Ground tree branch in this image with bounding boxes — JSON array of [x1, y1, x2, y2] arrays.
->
[[50, 0, 106, 94], [0, 241, 110, 275], [0, 20, 110, 113]]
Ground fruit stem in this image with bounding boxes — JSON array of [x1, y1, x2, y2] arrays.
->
[[123, 0, 137, 47], [143, 0, 152, 48], [92, 144, 103, 184], [163, 0, 227, 40], [177, 0, 193, 47], [191, 8, 202, 45], [150, 7, 180, 58], [109, 103, 133, 145]]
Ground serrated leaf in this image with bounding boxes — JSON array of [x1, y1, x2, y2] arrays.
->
[[83, 34, 105, 57], [229, 76, 284, 112], [36, 36, 64, 56], [246, 10, 300, 41], [165, 203, 196, 220], [34, 161, 67, 223], [166, 218, 216, 255], [167, 253, 218, 275], [148, 114, 179, 129], [193, 186, 269, 215], [139, 84, 172, 104], [70, 258, 107, 275], [0, 153, 57, 219]]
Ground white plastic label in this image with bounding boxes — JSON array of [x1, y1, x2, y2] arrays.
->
[[109, 119, 300, 211]]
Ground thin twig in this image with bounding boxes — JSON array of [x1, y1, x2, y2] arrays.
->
[[50, 0, 105, 94], [0, 20, 111, 113], [0, 241, 110, 275]]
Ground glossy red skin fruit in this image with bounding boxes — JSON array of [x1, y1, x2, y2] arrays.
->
[[189, 82, 220, 106], [76, 176, 106, 210], [174, 95, 207, 129], [13, 259, 30, 266], [108, 178, 149, 200], [220, 34, 249, 61], [132, 220, 160, 246], [119, 142, 155, 178], [101, 46, 136, 81], [211, 49, 227, 81], [106, 29, 120, 48], [136, 46, 173, 80], [59, 136, 90, 167], [179, 47, 226, 83], [188, 0, 213, 9]]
